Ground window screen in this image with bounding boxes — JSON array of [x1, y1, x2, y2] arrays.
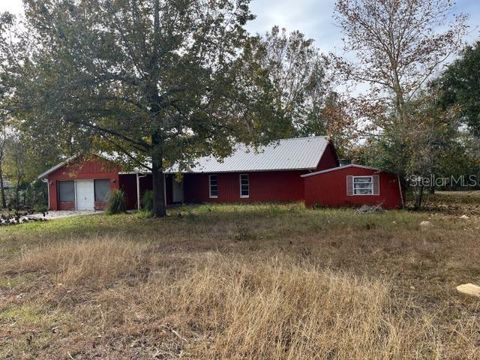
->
[[58, 181, 75, 202], [353, 176, 373, 195], [240, 174, 249, 198], [94, 179, 111, 202], [209, 175, 218, 198]]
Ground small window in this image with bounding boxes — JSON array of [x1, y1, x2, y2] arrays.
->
[[209, 175, 218, 198], [240, 174, 249, 198], [353, 176, 373, 195], [94, 179, 111, 202], [58, 181, 75, 202]]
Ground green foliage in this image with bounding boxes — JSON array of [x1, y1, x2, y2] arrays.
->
[[33, 204, 48, 214], [5, 0, 274, 217], [142, 190, 154, 213], [438, 41, 480, 137], [237, 27, 336, 140], [106, 190, 127, 215]]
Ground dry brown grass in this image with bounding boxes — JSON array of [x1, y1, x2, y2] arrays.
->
[[16, 237, 148, 287], [0, 199, 479, 359], [131, 254, 434, 359]]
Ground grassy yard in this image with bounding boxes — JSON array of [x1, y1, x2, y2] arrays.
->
[[0, 195, 479, 359]]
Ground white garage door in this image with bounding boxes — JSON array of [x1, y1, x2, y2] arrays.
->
[[76, 180, 95, 211], [172, 179, 184, 203]]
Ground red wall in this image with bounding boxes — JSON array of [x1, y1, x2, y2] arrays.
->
[[119, 174, 137, 210], [303, 167, 403, 209], [182, 141, 339, 204], [45, 141, 341, 209], [47, 156, 120, 211], [317, 142, 339, 170], [184, 170, 307, 203]]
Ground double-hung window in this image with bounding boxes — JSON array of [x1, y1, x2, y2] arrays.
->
[[353, 176, 374, 195], [240, 174, 249, 198], [209, 175, 219, 198], [347, 175, 382, 196]]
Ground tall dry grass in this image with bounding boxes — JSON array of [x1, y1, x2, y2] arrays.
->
[[17, 237, 148, 287], [2, 204, 479, 359], [91, 252, 472, 359]]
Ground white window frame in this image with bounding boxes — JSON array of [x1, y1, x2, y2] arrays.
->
[[209, 175, 218, 199], [239, 174, 249, 198], [352, 176, 374, 196]]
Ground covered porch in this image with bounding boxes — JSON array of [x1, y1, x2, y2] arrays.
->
[[118, 173, 184, 210]]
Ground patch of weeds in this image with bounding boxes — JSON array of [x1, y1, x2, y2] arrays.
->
[[0, 305, 46, 326], [234, 223, 258, 242], [135, 210, 153, 219], [185, 211, 197, 222], [0, 274, 31, 290]]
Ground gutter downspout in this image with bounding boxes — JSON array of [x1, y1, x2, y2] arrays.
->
[[41, 178, 50, 210], [397, 175, 405, 209]]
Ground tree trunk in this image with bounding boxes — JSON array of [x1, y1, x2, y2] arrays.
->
[[151, 132, 166, 217], [15, 181, 20, 210], [0, 165, 6, 209], [414, 184, 424, 210]]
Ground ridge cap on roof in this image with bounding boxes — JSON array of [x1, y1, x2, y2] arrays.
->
[[274, 135, 328, 142]]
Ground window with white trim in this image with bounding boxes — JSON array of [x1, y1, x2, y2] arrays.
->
[[240, 174, 249, 198], [209, 175, 218, 198], [353, 176, 374, 195]]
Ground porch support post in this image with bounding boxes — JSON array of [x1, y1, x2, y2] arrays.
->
[[164, 174, 167, 207], [136, 173, 141, 210]]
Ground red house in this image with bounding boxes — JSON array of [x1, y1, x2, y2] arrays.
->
[[302, 164, 404, 209], [38, 136, 404, 211]]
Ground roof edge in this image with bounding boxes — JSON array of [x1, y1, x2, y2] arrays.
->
[[301, 164, 387, 178], [36, 153, 114, 180], [37, 155, 81, 180], [119, 167, 318, 175]]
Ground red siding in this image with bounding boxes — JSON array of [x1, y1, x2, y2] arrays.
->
[[184, 171, 307, 203], [316, 142, 339, 170], [47, 156, 120, 211], [303, 166, 403, 209], [119, 174, 138, 210]]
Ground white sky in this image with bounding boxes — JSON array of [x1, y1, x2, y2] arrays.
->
[[248, 0, 480, 53], [1, 0, 478, 53]]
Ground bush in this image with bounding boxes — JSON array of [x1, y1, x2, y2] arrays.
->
[[33, 204, 48, 214], [106, 190, 127, 215], [142, 190, 154, 212]]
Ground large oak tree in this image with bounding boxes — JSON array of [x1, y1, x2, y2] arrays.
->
[[5, 0, 272, 217]]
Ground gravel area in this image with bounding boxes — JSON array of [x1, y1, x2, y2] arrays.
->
[[28, 210, 103, 220]]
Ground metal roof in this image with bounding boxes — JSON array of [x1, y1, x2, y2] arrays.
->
[[38, 136, 331, 178], [181, 136, 329, 173]]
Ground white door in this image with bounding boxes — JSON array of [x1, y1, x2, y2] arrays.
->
[[76, 180, 95, 211], [172, 179, 184, 203]]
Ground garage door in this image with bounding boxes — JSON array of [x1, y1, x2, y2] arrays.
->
[[76, 180, 95, 211]]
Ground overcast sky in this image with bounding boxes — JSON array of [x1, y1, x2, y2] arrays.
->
[[1, 0, 479, 54]]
